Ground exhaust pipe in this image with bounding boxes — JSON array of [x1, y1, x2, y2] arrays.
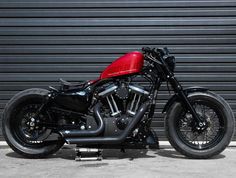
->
[[59, 102, 105, 137], [65, 102, 149, 145]]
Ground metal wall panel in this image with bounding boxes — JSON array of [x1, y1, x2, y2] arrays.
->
[[1, 0, 236, 140]]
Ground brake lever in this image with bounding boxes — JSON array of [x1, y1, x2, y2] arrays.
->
[[163, 47, 170, 55]]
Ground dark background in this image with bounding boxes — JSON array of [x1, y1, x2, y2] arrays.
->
[[1, 0, 236, 140]]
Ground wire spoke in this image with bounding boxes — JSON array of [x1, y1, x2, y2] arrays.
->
[[177, 101, 223, 149]]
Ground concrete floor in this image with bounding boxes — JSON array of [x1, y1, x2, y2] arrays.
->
[[1, 144, 236, 178]]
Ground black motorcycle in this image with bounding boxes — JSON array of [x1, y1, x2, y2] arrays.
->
[[2, 47, 235, 159]]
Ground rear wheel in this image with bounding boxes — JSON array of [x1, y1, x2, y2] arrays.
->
[[2, 88, 64, 158], [165, 91, 235, 159]]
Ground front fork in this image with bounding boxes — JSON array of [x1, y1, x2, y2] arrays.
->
[[168, 75, 207, 130]]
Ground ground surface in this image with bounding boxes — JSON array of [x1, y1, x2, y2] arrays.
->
[[0, 144, 236, 178]]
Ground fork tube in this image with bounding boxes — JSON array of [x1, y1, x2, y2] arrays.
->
[[168, 75, 204, 123]]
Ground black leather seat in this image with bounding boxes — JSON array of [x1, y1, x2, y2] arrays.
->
[[59, 78, 87, 91]]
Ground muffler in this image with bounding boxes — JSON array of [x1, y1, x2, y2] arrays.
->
[[65, 102, 149, 145]]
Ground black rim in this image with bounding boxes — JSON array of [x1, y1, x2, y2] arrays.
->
[[10, 99, 52, 147], [175, 100, 226, 150]]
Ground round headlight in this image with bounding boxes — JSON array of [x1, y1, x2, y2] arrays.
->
[[165, 56, 175, 72]]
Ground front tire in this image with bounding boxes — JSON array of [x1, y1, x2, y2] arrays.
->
[[2, 88, 64, 158], [165, 91, 235, 159]]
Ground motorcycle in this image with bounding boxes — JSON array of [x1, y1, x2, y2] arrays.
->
[[2, 47, 235, 159]]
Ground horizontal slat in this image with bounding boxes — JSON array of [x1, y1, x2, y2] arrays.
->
[[1, 45, 236, 54], [1, 98, 236, 110], [0, 36, 236, 45], [1, 63, 236, 73], [1, 8, 236, 17], [1, 90, 236, 100], [0, 0, 236, 8], [2, 73, 236, 82], [1, 81, 236, 91], [0, 54, 236, 64], [1, 17, 236, 27], [1, 26, 236, 36]]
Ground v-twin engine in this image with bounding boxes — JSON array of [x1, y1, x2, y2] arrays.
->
[[98, 83, 150, 117]]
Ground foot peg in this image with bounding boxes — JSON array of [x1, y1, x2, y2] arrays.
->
[[75, 147, 103, 161]]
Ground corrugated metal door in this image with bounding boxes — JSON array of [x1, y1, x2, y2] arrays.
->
[[1, 0, 236, 140]]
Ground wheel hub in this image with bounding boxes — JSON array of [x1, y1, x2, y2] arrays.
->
[[26, 116, 40, 130], [186, 113, 209, 133], [195, 121, 208, 132], [17, 104, 52, 142], [177, 100, 225, 151]]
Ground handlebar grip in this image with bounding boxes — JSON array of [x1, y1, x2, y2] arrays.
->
[[142, 46, 171, 57], [142, 47, 152, 53]]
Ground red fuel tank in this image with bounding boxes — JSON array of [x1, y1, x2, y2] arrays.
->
[[100, 51, 144, 79]]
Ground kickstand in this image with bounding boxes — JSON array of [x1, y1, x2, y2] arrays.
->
[[75, 147, 103, 161], [120, 148, 126, 153]]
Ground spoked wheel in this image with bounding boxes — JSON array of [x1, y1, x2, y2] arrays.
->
[[3, 88, 64, 158], [177, 101, 225, 150], [166, 92, 235, 159]]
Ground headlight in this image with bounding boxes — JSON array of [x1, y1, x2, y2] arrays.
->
[[165, 56, 175, 72]]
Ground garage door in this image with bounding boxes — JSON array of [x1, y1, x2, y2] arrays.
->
[[1, 0, 236, 140]]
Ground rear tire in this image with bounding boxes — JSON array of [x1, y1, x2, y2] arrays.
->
[[165, 91, 235, 159], [2, 88, 64, 158]]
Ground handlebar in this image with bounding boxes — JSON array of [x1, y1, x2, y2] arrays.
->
[[142, 46, 176, 74], [142, 46, 169, 57], [142, 47, 152, 54]]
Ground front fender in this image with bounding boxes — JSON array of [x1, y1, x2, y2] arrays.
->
[[162, 86, 208, 113]]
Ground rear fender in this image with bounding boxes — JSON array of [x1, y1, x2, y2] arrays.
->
[[162, 87, 208, 113]]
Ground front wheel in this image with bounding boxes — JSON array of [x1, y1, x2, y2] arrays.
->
[[165, 91, 235, 159]]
